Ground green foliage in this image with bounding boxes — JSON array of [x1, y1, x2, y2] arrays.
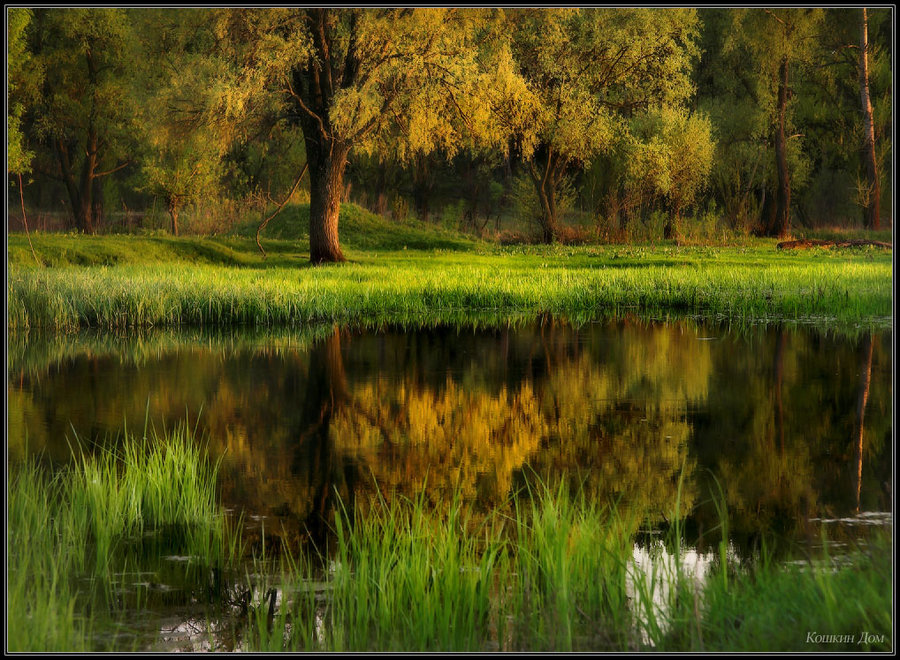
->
[[7, 8, 38, 174], [624, 108, 715, 223], [7, 426, 227, 651]]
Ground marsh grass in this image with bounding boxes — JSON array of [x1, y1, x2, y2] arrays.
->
[[241, 476, 892, 653], [7, 425, 229, 652]]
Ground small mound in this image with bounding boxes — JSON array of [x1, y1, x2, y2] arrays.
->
[[237, 203, 478, 252]]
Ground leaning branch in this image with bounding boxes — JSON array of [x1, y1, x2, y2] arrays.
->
[[256, 161, 309, 258]]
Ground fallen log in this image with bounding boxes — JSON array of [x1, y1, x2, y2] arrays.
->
[[776, 238, 892, 250]]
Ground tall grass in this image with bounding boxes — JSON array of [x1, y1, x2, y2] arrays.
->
[[7, 425, 229, 651], [241, 477, 892, 653], [9, 448, 891, 652], [8, 244, 892, 332]]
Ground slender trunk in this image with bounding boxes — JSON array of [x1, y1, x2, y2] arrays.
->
[[770, 56, 791, 238], [664, 202, 680, 240], [18, 173, 42, 266], [168, 196, 180, 237], [858, 8, 880, 230], [854, 332, 874, 513], [528, 155, 558, 244]]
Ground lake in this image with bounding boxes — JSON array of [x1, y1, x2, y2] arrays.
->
[[7, 317, 892, 650]]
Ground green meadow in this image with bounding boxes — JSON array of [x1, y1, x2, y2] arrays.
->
[[7, 203, 893, 333]]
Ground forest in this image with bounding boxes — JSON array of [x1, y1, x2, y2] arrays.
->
[[7, 8, 892, 261]]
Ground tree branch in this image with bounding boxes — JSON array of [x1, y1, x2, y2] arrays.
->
[[256, 161, 309, 258]]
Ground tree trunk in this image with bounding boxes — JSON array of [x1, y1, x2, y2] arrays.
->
[[529, 155, 558, 244], [290, 8, 359, 264], [168, 196, 180, 237], [306, 137, 349, 264], [768, 56, 791, 238], [858, 8, 880, 230], [760, 57, 792, 238], [412, 153, 434, 222]]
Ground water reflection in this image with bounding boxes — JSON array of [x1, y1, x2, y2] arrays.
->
[[7, 319, 893, 557]]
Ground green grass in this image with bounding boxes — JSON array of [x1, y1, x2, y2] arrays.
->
[[9, 443, 891, 653], [7, 425, 229, 652], [656, 536, 893, 652], [239, 478, 892, 653], [7, 210, 893, 332]]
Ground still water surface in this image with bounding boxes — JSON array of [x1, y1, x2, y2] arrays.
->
[[9, 318, 892, 559]]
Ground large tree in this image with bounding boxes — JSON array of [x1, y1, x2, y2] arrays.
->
[[504, 8, 701, 243], [215, 8, 510, 263]]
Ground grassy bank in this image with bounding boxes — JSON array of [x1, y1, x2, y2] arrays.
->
[[7, 204, 893, 332]]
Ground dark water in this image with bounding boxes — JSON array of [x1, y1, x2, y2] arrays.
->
[[9, 318, 893, 559]]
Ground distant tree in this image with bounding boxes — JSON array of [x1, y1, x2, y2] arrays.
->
[[857, 8, 880, 230], [24, 9, 139, 233], [132, 10, 227, 236], [504, 8, 701, 243], [624, 107, 714, 239], [725, 9, 824, 238]]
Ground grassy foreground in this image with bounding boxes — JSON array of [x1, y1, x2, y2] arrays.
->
[[7, 427, 230, 652], [9, 432, 892, 652], [7, 203, 893, 332]]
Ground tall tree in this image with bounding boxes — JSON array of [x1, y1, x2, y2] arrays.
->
[[216, 8, 509, 263], [725, 9, 824, 238], [25, 9, 137, 233], [857, 8, 880, 230], [504, 8, 701, 243], [132, 10, 227, 236]]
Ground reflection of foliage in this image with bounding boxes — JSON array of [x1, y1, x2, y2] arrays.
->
[[332, 378, 547, 505], [8, 322, 892, 557]]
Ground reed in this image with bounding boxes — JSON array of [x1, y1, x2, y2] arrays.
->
[[241, 477, 892, 653], [7, 425, 229, 651]]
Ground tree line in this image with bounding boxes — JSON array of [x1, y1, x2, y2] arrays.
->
[[7, 8, 892, 262]]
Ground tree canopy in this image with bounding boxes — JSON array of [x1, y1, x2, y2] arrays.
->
[[8, 8, 893, 251]]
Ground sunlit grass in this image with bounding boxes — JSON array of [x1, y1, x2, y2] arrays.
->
[[8, 243, 892, 332], [7, 202, 892, 332], [8, 447, 891, 652]]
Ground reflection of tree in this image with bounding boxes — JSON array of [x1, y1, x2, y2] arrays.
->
[[853, 333, 874, 513], [10, 322, 892, 558], [331, 321, 709, 525], [690, 328, 892, 553]]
